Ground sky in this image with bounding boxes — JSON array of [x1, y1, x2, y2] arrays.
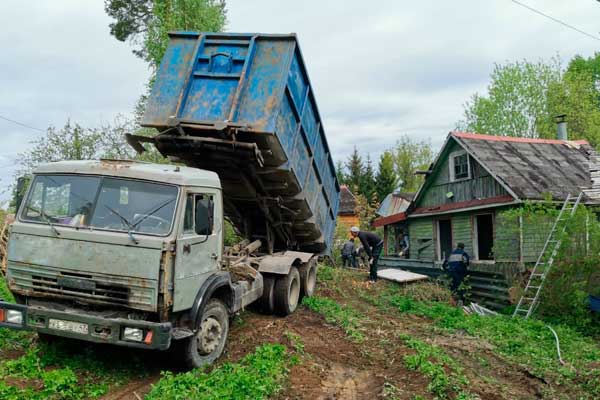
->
[[1, 0, 600, 203]]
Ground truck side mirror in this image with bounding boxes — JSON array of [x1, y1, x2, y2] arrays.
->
[[194, 196, 214, 236], [14, 176, 31, 213]]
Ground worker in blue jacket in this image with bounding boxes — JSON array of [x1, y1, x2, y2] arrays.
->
[[443, 243, 470, 302]]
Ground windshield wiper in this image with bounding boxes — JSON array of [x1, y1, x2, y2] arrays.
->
[[26, 205, 60, 236], [103, 205, 139, 244], [131, 198, 176, 229]]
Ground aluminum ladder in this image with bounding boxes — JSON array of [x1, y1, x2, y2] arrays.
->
[[512, 192, 583, 319]]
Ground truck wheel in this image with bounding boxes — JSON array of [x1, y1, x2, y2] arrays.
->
[[184, 299, 229, 369], [300, 259, 317, 298], [274, 267, 301, 316], [259, 275, 275, 314]]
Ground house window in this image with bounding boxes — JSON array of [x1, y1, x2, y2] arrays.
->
[[450, 151, 470, 181]]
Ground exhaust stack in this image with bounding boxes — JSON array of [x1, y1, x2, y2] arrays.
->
[[555, 114, 568, 140]]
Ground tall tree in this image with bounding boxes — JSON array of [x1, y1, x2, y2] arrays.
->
[[345, 147, 364, 194], [335, 160, 347, 186], [19, 121, 102, 174], [545, 70, 600, 147], [105, 0, 227, 121], [458, 59, 561, 138], [394, 135, 433, 193], [105, 0, 227, 69], [375, 150, 397, 202], [361, 154, 376, 203]]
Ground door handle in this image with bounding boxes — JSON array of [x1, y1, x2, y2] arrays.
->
[[183, 244, 191, 254], [211, 253, 218, 260]]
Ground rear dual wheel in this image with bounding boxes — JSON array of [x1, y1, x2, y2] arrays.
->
[[274, 267, 301, 316]]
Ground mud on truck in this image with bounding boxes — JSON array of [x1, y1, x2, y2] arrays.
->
[[0, 32, 340, 368]]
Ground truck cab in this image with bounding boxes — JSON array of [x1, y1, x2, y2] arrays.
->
[[0, 160, 314, 367]]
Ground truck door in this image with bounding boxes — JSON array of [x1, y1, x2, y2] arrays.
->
[[173, 192, 220, 311]]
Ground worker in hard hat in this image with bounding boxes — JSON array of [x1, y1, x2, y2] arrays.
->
[[350, 226, 383, 282]]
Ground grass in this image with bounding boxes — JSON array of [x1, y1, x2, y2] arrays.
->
[[371, 283, 600, 397], [0, 339, 144, 399], [399, 334, 475, 399], [145, 344, 293, 400], [302, 295, 367, 342]]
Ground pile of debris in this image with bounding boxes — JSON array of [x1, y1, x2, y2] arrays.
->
[[0, 218, 9, 276], [223, 239, 262, 282]]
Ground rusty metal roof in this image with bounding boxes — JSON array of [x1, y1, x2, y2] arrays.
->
[[376, 192, 413, 217]]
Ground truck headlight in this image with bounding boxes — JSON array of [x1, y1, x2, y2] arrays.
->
[[123, 327, 144, 342], [6, 310, 23, 325]]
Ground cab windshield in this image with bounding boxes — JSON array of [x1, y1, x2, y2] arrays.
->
[[21, 174, 178, 236]]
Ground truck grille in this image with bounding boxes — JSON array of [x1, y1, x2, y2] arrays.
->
[[7, 262, 157, 312]]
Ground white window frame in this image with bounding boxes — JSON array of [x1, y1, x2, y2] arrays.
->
[[449, 150, 471, 182]]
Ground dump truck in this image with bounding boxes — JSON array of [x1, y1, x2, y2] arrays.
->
[[0, 32, 340, 368]]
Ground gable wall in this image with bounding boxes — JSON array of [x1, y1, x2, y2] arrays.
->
[[416, 140, 510, 209]]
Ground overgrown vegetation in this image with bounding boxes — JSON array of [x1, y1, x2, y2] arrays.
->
[[0, 339, 143, 399], [496, 201, 600, 335], [368, 282, 600, 397], [302, 296, 366, 343], [400, 334, 475, 399], [145, 344, 292, 400]]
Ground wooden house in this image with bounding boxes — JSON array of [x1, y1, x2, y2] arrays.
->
[[337, 185, 360, 228], [378, 131, 598, 308]]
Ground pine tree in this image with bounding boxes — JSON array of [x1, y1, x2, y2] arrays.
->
[[375, 150, 398, 202], [345, 146, 364, 194], [361, 154, 376, 203], [335, 160, 347, 185]]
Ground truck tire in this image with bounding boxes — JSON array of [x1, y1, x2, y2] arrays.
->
[[299, 259, 317, 298], [183, 298, 229, 369], [259, 275, 275, 314], [274, 267, 301, 316]]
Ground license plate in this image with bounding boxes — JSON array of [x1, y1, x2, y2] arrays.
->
[[48, 319, 89, 335]]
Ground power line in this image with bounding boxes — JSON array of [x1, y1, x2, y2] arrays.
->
[[0, 114, 45, 132], [508, 0, 600, 42]]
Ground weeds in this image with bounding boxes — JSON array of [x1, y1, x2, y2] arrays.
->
[[378, 282, 600, 397], [0, 338, 143, 399], [399, 334, 473, 399], [284, 331, 305, 355], [302, 296, 366, 342], [146, 344, 292, 400]]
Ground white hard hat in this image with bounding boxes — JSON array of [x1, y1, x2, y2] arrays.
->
[[350, 226, 360, 233]]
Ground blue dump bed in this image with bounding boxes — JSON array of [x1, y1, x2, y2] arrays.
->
[[139, 32, 339, 253]]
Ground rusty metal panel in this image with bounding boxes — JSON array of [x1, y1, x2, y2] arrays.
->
[[141, 32, 340, 254], [7, 261, 157, 311]]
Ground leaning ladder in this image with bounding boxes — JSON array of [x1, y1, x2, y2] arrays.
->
[[512, 192, 583, 319]]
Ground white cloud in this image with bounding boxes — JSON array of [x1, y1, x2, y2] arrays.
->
[[1, 0, 599, 201]]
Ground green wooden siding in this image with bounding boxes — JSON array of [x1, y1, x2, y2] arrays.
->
[[416, 140, 509, 208], [451, 213, 473, 256], [409, 218, 434, 261], [408, 207, 528, 265], [494, 210, 520, 262]]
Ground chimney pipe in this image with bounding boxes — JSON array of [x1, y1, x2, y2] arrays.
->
[[555, 114, 567, 140]]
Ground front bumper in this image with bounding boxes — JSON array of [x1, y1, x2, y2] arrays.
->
[[0, 301, 172, 350]]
